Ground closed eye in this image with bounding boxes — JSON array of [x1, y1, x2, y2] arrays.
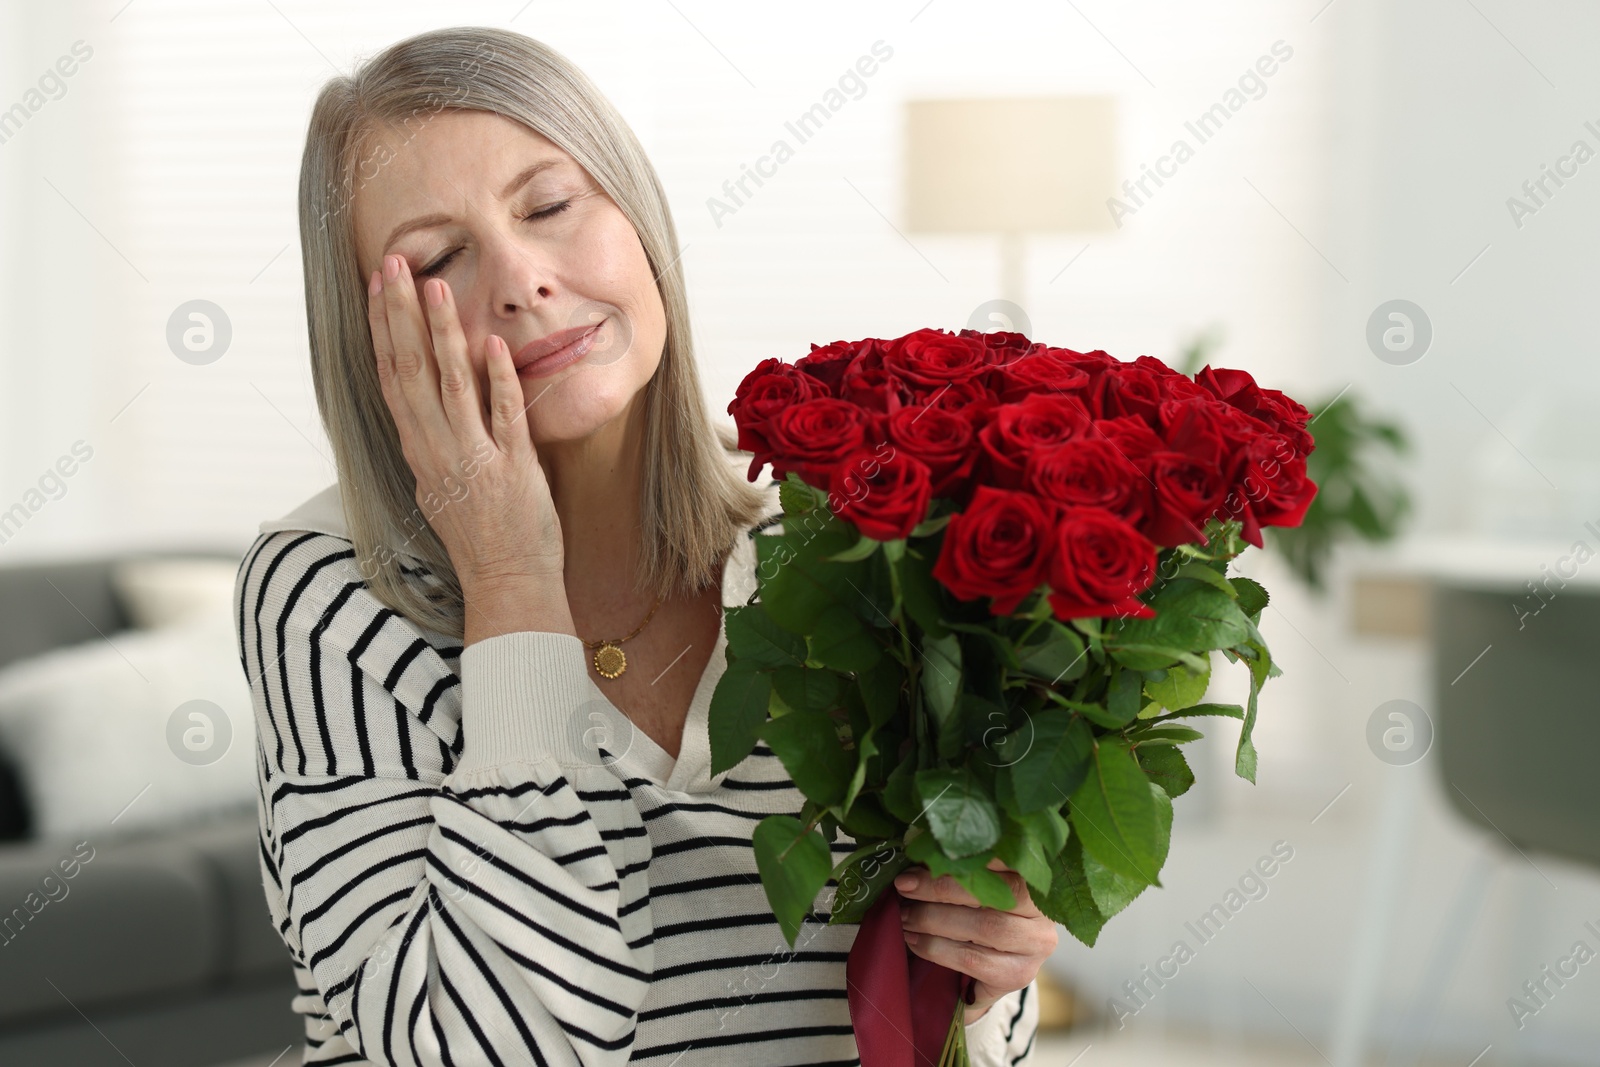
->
[[415, 200, 574, 278]]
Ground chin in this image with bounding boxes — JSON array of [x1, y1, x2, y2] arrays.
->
[[522, 378, 644, 447]]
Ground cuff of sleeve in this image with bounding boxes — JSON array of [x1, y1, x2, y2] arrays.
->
[[450, 631, 597, 779], [963, 982, 1031, 1065]]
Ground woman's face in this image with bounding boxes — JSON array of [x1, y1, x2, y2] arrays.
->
[[351, 109, 664, 446]]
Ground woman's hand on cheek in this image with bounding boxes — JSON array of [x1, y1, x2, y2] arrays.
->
[[894, 856, 1058, 1024]]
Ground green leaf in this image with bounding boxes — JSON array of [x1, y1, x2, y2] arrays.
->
[[725, 605, 806, 669], [1137, 744, 1194, 798], [1107, 643, 1211, 672], [1230, 576, 1269, 618], [881, 752, 920, 823], [1141, 702, 1244, 724], [915, 767, 1002, 859], [761, 710, 854, 806], [708, 665, 772, 776], [898, 545, 950, 638], [1234, 640, 1274, 784], [839, 792, 900, 839], [919, 631, 963, 755], [753, 815, 834, 947], [1069, 739, 1163, 883], [1018, 804, 1072, 854], [910, 513, 953, 538], [771, 665, 845, 714], [1014, 622, 1089, 684], [1006, 710, 1094, 813], [1083, 785, 1172, 919], [825, 531, 881, 563], [1111, 577, 1253, 654], [828, 842, 909, 925], [1143, 656, 1211, 711], [1173, 560, 1236, 596], [857, 657, 903, 730], [996, 814, 1054, 896], [1037, 834, 1106, 947], [1131, 724, 1206, 745], [1043, 691, 1148, 731], [951, 863, 1019, 911], [809, 603, 882, 672], [1107, 667, 1144, 725], [779, 473, 824, 517], [841, 728, 878, 811], [761, 524, 861, 634]]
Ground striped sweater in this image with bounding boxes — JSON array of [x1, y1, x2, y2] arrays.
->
[[235, 472, 1040, 1066]]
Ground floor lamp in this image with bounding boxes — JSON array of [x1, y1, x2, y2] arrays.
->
[[903, 96, 1119, 331]]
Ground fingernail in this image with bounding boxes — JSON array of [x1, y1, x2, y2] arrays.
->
[[384, 255, 399, 281], [368, 271, 381, 297], [904, 930, 919, 945], [894, 873, 917, 891], [425, 279, 442, 308]]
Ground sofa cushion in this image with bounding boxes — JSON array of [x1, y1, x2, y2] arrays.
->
[[179, 813, 293, 980], [0, 747, 29, 841], [0, 607, 256, 841], [0, 827, 222, 1023], [0, 559, 128, 673]]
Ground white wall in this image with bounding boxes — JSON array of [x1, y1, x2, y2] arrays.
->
[[3, 0, 1597, 1062], [0, 0, 1328, 560]]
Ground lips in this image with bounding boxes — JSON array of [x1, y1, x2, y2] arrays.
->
[[512, 321, 604, 371]]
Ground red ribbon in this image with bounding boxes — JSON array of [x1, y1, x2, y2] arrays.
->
[[846, 885, 974, 1066]]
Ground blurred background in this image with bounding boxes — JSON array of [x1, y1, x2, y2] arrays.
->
[[1, 1, 1597, 1064]]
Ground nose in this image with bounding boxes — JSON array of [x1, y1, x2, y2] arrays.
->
[[480, 223, 555, 319]]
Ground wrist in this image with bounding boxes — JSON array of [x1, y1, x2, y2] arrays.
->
[[462, 576, 575, 646]]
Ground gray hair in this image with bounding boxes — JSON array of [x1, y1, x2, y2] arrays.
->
[[296, 26, 768, 637]]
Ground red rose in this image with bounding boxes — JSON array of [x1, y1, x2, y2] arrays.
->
[[1089, 416, 1165, 468], [727, 359, 819, 480], [1197, 363, 1265, 399], [1219, 434, 1317, 546], [796, 338, 882, 394], [1256, 387, 1315, 455], [1196, 365, 1313, 453], [931, 486, 1053, 615], [1056, 347, 1117, 368], [957, 329, 1043, 369], [1025, 439, 1149, 527], [1046, 507, 1158, 620], [1157, 372, 1211, 403], [993, 349, 1093, 403], [906, 376, 998, 423], [977, 394, 1095, 489], [764, 398, 874, 487], [1144, 450, 1229, 547], [1158, 396, 1267, 478], [882, 328, 991, 389], [1090, 362, 1165, 423], [1133, 354, 1182, 377], [830, 446, 934, 542], [887, 405, 979, 502], [840, 362, 916, 416]]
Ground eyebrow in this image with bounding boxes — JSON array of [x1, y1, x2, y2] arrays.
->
[[379, 159, 566, 253]]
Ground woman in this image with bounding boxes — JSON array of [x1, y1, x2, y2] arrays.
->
[[236, 26, 1050, 1065]]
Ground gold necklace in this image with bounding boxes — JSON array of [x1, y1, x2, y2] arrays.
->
[[580, 595, 664, 680]]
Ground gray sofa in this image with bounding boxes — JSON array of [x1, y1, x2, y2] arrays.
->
[[0, 555, 302, 1066]]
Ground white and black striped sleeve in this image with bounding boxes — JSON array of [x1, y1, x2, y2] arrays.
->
[[238, 530, 654, 1067], [965, 979, 1040, 1065]]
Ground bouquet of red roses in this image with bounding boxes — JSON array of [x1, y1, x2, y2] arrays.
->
[[713, 327, 1316, 1066]]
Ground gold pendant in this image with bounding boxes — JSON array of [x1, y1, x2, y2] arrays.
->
[[594, 643, 627, 679]]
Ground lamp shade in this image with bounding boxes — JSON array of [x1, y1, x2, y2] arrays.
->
[[904, 96, 1118, 233]]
